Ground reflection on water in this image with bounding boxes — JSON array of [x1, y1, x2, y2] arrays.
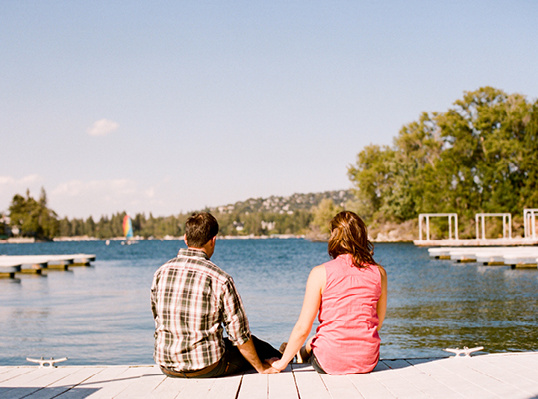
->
[[0, 239, 536, 365]]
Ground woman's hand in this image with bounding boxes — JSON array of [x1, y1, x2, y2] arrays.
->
[[270, 358, 288, 372], [259, 360, 280, 374]]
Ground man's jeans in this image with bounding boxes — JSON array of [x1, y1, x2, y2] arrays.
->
[[161, 335, 282, 378]]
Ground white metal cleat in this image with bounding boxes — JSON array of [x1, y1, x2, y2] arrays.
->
[[26, 357, 68, 368], [444, 346, 484, 358]]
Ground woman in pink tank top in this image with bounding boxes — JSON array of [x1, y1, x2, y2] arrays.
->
[[272, 211, 387, 374]]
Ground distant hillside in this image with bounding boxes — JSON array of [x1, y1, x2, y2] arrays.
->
[[210, 189, 354, 215]]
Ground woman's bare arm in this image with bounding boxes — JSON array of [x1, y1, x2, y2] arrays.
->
[[376, 265, 387, 330]]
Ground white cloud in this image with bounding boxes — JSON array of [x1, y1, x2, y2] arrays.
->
[[145, 187, 155, 198], [0, 174, 41, 186], [86, 119, 119, 136], [49, 179, 163, 218]]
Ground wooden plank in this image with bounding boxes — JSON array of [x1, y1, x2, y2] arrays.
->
[[112, 366, 167, 399], [319, 374, 362, 399], [329, 360, 396, 399], [436, 357, 529, 398], [492, 353, 538, 381], [205, 374, 242, 399], [150, 372, 241, 399], [237, 372, 267, 399], [0, 367, 76, 399], [347, 372, 396, 399], [0, 367, 35, 383], [173, 377, 217, 399], [463, 355, 538, 397], [0, 367, 41, 383], [24, 367, 105, 399], [268, 365, 298, 399], [148, 374, 190, 399], [291, 364, 331, 399], [409, 358, 495, 399], [370, 361, 431, 399], [54, 366, 129, 399], [82, 366, 149, 399], [382, 359, 463, 399]]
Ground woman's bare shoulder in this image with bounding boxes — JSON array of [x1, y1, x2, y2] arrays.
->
[[310, 263, 326, 276], [376, 264, 387, 277]]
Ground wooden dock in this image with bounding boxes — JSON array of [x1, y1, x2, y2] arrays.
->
[[0, 254, 96, 277], [428, 246, 538, 268], [1, 352, 537, 398], [414, 238, 538, 247]]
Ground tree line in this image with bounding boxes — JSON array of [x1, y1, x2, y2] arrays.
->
[[1, 191, 329, 240]]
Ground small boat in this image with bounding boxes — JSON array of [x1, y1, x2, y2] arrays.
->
[[121, 214, 138, 245]]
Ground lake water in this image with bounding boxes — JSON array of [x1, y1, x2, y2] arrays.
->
[[1, 239, 536, 366]]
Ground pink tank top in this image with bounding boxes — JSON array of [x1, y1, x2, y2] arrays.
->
[[310, 254, 382, 374]]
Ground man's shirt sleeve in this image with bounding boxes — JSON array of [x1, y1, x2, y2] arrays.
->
[[221, 277, 251, 346], [150, 270, 160, 323]]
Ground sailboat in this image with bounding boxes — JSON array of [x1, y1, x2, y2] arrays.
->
[[121, 214, 137, 245]]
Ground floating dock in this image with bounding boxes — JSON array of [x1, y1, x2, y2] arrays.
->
[[0, 254, 96, 278], [428, 246, 538, 268], [0, 352, 536, 398], [414, 238, 538, 247]]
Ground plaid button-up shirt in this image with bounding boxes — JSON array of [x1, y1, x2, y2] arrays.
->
[[151, 248, 251, 371]]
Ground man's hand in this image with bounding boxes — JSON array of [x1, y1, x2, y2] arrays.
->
[[237, 339, 281, 374], [270, 358, 288, 372], [259, 360, 280, 374]]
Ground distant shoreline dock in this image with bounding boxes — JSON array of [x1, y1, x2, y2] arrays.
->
[[0, 254, 95, 278]]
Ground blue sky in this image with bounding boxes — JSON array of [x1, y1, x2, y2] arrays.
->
[[1, 1, 537, 219]]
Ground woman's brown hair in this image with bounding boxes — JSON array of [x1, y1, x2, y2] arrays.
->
[[327, 211, 377, 267]]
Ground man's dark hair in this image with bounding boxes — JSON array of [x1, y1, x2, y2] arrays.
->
[[185, 212, 219, 248]]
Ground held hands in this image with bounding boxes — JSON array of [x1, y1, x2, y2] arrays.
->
[[259, 358, 281, 374], [269, 358, 288, 373]]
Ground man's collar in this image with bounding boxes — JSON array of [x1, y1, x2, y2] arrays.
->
[[178, 247, 210, 260]]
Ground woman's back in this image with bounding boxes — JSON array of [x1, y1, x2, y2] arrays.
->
[[311, 253, 382, 374]]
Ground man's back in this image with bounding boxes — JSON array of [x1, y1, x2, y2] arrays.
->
[[151, 248, 250, 371]]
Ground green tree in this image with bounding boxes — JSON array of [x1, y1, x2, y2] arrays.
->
[[310, 199, 343, 237], [348, 87, 538, 233], [58, 217, 72, 237], [8, 188, 58, 240], [519, 101, 538, 207], [84, 216, 96, 237], [347, 145, 395, 221]]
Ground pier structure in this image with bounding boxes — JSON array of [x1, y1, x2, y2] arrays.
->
[[475, 213, 511, 240], [428, 246, 538, 268], [418, 213, 458, 241], [524, 208, 538, 239], [0, 352, 536, 399], [415, 210, 538, 247], [0, 254, 95, 278]]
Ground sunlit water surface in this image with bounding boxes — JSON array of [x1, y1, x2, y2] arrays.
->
[[1, 239, 536, 365]]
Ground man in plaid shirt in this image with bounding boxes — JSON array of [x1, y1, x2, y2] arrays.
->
[[151, 212, 281, 378]]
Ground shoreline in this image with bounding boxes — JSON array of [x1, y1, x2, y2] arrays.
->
[[1, 235, 417, 244]]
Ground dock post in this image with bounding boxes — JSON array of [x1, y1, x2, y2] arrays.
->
[[524, 209, 538, 239]]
